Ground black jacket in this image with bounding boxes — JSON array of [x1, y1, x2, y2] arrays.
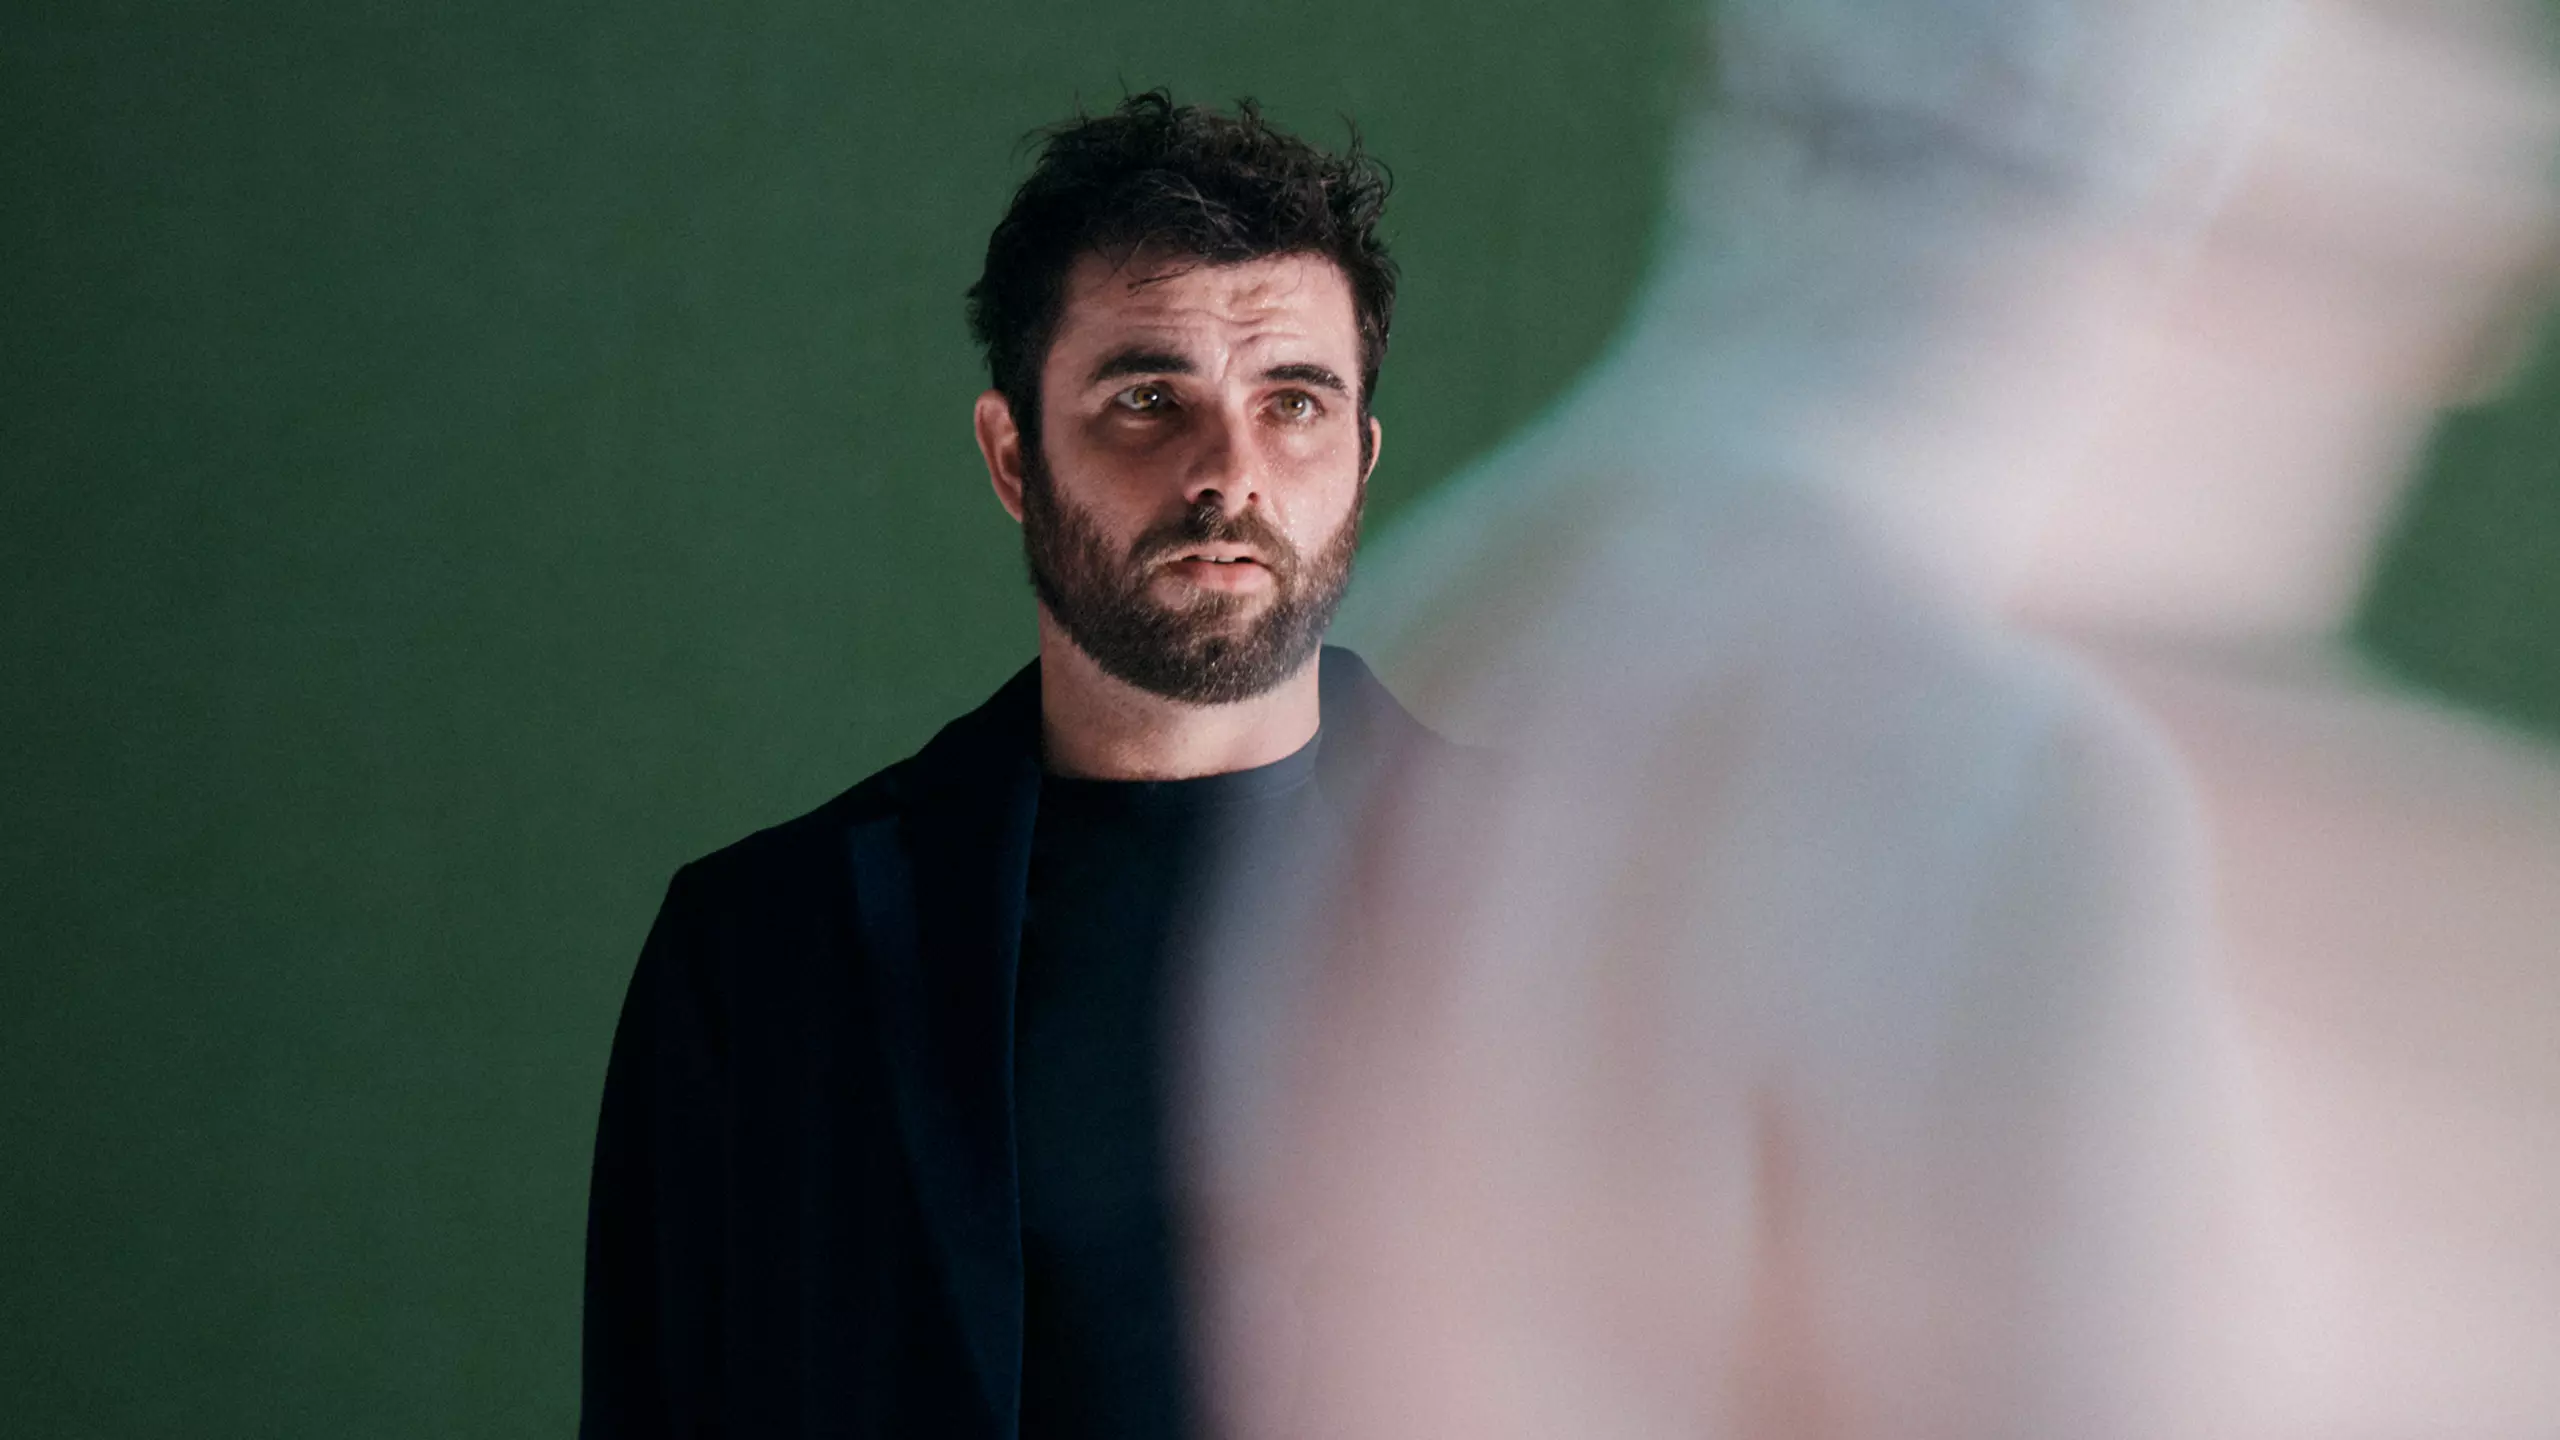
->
[[580, 647, 1439, 1439]]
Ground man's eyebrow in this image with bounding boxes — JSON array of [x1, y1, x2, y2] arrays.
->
[[1261, 362, 1350, 396], [1086, 348, 1195, 386]]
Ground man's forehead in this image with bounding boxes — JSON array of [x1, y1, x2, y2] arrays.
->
[[1051, 250, 1357, 354]]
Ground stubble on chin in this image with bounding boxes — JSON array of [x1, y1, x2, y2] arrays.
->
[[1018, 457, 1362, 706]]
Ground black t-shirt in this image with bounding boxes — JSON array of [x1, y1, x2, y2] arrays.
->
[[1013, 735, 1322, 1440]]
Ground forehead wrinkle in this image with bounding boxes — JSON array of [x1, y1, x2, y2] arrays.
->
[[1052, 252, 1358, 382], [1110, 282, 1305, 332]]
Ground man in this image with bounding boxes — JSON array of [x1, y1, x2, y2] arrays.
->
[[580, 92, 1443, 1439]]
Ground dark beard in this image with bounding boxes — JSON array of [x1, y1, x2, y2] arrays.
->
[[1018, 447, 1362, 706]]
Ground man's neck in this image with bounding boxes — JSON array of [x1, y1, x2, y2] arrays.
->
[[1035, 617, 1322, 781]]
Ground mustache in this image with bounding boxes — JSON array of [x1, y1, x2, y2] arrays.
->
[[1130, 499, 1298, 578]]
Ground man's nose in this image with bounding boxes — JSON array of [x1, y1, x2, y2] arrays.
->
[[1179, 404, 1260, 516]]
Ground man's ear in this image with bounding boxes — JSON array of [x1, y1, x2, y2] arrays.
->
[[974, 390, 1028, 522], [1362, 414, 1384, 483]]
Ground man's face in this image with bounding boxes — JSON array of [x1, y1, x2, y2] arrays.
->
[[982, 250, 1379, 706]]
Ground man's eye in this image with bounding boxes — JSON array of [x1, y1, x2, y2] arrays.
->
[[1271, 391, 1321, 422], [1115, 383, 1172, 412]]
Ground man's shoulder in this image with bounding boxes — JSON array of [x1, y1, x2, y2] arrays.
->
[[675, 761, 909, 898], [1311, 644, 1476, 784], [669, 660, 1041, 903]]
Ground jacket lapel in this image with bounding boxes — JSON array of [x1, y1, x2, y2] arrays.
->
[[841, 648, 1436, 1434], [847, 662, 1042, 1437]]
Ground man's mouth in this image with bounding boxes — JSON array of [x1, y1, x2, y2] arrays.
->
[[1156, 547, 1279, 591]]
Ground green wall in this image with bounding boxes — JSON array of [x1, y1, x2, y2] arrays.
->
[[2365, 332, 2560, 735], [3, 3, 1683, 1434], [3, 3, 2554, 1435]]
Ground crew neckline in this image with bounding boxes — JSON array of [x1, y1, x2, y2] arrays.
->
[[1039, 730, 1321, 813]]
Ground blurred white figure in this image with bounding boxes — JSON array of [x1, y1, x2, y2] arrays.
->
[[1185, 0, 2560, 1436], [2011, 4, 2560, 1432]]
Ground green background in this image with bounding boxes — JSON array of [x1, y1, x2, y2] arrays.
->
[[4, 3, 2554, 1434]]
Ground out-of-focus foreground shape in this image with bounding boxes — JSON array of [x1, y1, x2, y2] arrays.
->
[[1187, 0, 2560, 1436]]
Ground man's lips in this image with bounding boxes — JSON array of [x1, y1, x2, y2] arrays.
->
[[1158, 550, 1276, 590]]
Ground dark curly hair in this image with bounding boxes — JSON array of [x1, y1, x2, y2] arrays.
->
[[966, 90, 1397, 463]]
